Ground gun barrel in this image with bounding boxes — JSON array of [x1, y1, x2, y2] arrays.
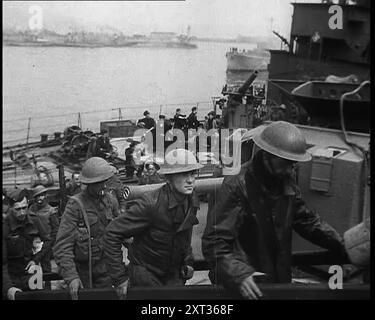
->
[[237, 71, 258, 96]]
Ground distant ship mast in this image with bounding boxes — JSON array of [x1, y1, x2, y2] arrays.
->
[[186, 25, 191, 39]]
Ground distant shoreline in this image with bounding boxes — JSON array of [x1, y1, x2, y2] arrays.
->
[[3, 41, 139, 48], [2, 41, 199, 49], [2, 38, 259, 48]]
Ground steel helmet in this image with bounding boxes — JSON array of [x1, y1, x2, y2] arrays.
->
[[80, 157, 116, 184], [253, 121, 312, 162], [158, 149, 204, 175], [33, 185, 48, 198], [144, 160, 160, 171]]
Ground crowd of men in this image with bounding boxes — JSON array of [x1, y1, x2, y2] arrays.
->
[[3, 121, 350, 300], [137, 107, 224, 132]]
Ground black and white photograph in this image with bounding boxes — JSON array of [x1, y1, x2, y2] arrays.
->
[[2, 0, 370, 304]]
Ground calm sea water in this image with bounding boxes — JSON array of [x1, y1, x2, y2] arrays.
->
[[3, 41, 256, 144]]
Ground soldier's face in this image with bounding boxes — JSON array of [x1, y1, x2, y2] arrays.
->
[[13, 197, 28, 221], [73, 174, 81, 186], [168, 171, 198, 195], [35, 193, 46, 205], [147, 165, 156, 175], [264, 153, 296, 178], [87, 180, 108, 198]]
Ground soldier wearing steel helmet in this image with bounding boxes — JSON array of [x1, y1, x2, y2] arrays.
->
[[202, 121, 347, 300], [53, 157, 119, 300], [104, 149, 203, 299]]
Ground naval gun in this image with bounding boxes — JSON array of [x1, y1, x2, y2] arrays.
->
[[220, 70, 266, 129]]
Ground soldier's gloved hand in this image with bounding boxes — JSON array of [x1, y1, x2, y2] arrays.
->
[[116, 280, 129, 300], [239, 275, 263, 300], [181, 265, 194, 280], [69, 278, 83, 300], [7, 287, 22, 300]]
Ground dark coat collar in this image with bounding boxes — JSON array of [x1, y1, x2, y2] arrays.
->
[[249, 152, 296, 197], [161, 184, 199, 233], [165, 183, 199, 209]]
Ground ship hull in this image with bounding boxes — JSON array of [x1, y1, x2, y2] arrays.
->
[[226, 52, 269, 71], [268, 50, 370, 81]]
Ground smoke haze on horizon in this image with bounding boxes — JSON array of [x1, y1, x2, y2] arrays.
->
[[3, 0, 296, 39]]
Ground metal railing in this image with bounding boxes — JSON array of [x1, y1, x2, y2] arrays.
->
[[30, 250, 354, 285], [3, 101, 214, 146], [13, 249, 369, 299], [15, 283, 370, 300]]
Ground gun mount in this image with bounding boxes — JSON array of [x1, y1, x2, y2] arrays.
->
[[220, 71, 267, 129]]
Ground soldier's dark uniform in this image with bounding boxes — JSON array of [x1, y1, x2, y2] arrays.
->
[[3, 210, 52, 290], [94, 136, 113, 159], [187, 111, 199, 130], [202, 142, 346, 292], [173, 114, 187, 130], [53, 191, 118, 288], [29, 200, 59, 273], [3, 240, 15, 298], [138, 117, 156, 130], [104, 184, 199, 287]]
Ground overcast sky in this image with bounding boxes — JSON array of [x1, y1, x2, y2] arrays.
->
[[3, 0, 302, 38]]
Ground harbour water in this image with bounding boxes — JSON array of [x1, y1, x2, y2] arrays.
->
[[3, 41, 257, 145]]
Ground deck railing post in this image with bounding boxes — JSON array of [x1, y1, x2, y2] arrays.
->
[[78, 112, 82, 128], [14, 166, 17, 188], [26, 117, 31, 144]]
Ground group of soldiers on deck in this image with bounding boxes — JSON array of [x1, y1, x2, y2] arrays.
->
[[3, 121, 350, 300]]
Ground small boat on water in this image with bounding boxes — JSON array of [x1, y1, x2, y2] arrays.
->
[[291, 81, 370, 132]]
